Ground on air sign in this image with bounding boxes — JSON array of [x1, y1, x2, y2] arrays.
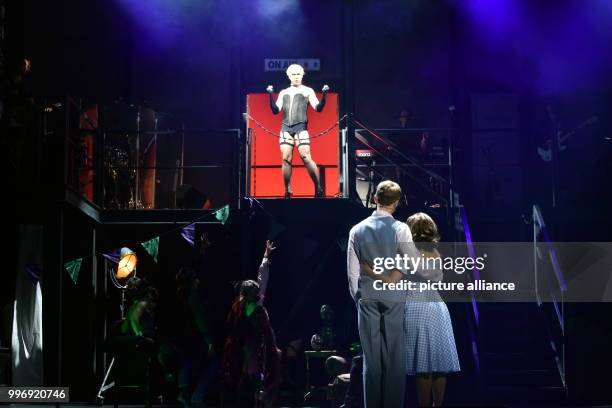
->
[[264, 59, 320, 72]]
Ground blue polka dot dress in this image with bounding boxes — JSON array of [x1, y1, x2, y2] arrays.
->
[[404, 289, 461, 375]]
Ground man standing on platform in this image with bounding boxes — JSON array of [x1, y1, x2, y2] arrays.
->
[[346, 180, 417, 407], [266, 64, 329, 198]]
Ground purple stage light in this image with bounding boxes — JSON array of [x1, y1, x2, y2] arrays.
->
[[464, 0, 523, 42], [460, 0, 612, 95], [117, 0, 220, 49], [254, 0, 299, 19]]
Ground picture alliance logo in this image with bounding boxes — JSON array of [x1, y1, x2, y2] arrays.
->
[[372, 254, 487, 275]]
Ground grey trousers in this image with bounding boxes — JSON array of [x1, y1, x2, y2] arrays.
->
[[358, 299, 406, 408]]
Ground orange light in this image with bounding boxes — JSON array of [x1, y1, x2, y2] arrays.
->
[[116, 247, 137, 279]]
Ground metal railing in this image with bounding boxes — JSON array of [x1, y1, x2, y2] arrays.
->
[[533, 204, 567, 390], [57, 98, 240, 210]]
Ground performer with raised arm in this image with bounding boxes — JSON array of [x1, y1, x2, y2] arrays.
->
[[222, 240, 281, 407], [267, 64, 329, 198]]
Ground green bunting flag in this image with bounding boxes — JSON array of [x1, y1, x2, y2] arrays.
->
[[64, 258, 83, 284], [214, 204, 230, 225], [141, 236, 160, 262]]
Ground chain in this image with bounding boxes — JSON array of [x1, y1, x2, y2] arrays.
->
[[246, 113, 349, 141]]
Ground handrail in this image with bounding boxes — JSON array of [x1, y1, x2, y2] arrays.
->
[[353, 133, 449, 204], [532, 204, 566, 389], [352, 115, 451, 185]]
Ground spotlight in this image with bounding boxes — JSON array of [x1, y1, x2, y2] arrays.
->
[[116, 247, 137, 279], [110, 247, 138, 319]]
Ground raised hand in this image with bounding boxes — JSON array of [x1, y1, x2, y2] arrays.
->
[[264, 240, 277, 258], [322, 84, 330, 93], [266, 85, 274, 94]]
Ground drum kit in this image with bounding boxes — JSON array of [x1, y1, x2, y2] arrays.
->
[[103, 143, 142, 209]]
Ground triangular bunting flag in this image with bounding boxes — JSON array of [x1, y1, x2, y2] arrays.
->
[[141, 236, 159, 262], [181, 224, 196, 248], [64, 258, 83, 284], [103, 249, 121, 264], [214, 204, 230, 225]]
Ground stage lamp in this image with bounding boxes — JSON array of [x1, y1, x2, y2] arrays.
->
[[117, 247, 137, 279]]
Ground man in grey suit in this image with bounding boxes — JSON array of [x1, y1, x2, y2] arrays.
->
[[347, 180, 418, 408]]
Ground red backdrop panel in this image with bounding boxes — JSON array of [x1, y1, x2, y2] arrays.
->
[[79, 105, 98, 201], [247, 93, 339, 198]]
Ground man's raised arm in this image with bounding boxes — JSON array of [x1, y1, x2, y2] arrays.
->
[[266, 85, 282, 114], [308, 85, 329, 112]]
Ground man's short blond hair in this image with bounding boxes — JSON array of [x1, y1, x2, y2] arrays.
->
[[375, 180, 402, 206], [286, 64, 304, 75]]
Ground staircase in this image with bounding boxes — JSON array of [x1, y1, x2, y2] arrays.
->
[[478, 302, 566, 405]]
